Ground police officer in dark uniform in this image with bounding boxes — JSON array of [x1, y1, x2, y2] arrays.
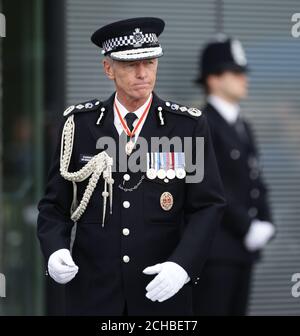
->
[[37, 18, 226, 316], [193, 37, 275, 316]]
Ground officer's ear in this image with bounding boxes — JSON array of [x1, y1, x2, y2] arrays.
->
[[206, 74, 221, 94], [103, 57, 115, 80]]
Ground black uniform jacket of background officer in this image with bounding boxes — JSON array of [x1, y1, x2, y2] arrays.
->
[[37, 92, 226, 316], [204, 103, 273, 264]]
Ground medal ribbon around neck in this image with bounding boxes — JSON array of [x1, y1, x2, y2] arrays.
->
[[114, 96, 153, 140]]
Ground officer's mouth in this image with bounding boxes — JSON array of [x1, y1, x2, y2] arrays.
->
[[133, 83, 151, 89]]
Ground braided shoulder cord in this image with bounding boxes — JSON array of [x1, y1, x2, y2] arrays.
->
[[60, 115, 114, 223]]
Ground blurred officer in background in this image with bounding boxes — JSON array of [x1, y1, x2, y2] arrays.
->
[[193, 37, 275, 316]]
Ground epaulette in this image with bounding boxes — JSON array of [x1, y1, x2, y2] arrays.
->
[[162, 100, 202, 118], [63, 98, 102, 117]]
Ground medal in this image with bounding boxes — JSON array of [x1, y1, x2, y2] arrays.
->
[[147, 168, 157, 179], [157, 152, 166, 179], [146, 153, 157, 179], [114, 95, 152, 156], [125, 140, 135, 156], [160, 192, 174, 211], [167, 169, 176, 179], [175, 152, 186, 179], [157, 169, 166, 179], [146, 152, 179, 180], [175, 168, 186, 179], [166, 152, 176, 179]]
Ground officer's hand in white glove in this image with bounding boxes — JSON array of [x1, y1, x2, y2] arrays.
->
[[143, 261, 190, 302], [48, 248, 79, 284], [244, 220, 275, 252]]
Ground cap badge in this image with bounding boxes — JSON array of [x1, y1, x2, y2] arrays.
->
[[133, 28, 144, 47], [231, 39, 247, 66]]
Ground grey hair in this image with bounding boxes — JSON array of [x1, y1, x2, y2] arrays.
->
[[103, 56, 114, 64]]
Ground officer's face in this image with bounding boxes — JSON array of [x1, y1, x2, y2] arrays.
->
[[208, 71, 248, 102], [103, 58, 158, 101]]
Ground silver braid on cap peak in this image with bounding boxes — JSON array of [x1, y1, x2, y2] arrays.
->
[[60, 115, 114, 225]]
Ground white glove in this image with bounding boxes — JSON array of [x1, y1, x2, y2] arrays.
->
[[244, 220, 275, 252], [48, 248, 79, 284], [143, 261, 190, 302]]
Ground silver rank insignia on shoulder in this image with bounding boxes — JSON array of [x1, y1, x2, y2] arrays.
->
[[171, 103, 179, 110], [76, 104, 85, 110], [187, 107, 202, 117], [160, 192, 174, 211], [179, 106, 188, 112], [146, 152, 186, 181], [64, 99, 101, 117], [85, 102, 94, 109], [63, 105, 75, 116]]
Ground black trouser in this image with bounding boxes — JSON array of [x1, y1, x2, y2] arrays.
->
[[193, 261, 253, 316]]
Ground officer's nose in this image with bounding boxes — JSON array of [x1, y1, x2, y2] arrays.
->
[[136, 63, 147, 79]]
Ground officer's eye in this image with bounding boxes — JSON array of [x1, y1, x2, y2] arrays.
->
[[128, 62, 137, 67]]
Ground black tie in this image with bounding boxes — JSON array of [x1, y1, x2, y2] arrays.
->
[[124, 112, 138, 141], [234, 116, 249, 144]]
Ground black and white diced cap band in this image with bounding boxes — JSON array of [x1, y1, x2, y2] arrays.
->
[[102, 28, 163, 61], [102, 29, 159, 54]]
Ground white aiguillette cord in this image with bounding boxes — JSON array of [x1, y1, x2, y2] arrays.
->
[[60, 114, 114, 227]]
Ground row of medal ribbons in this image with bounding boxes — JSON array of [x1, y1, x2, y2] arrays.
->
[[146, 152, 186, 180]]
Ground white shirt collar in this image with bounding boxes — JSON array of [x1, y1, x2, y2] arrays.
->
[[207, 94, 240, 124], [113, 92, 152, 138], [114, 92, 152, 120]]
